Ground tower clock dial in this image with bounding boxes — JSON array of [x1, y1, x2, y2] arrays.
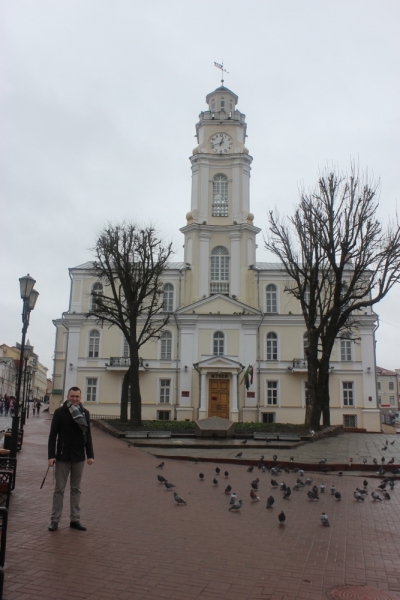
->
[[210, 133, 233, 154]]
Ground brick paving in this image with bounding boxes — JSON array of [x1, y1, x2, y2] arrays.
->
[[2, 414, 400, 600]]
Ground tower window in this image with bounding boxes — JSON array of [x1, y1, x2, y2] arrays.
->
[[211, 98, 216, 111], [91, 282, 103, 310], [212, 174, 228, 217], [229, 99, 234, 112], [210, 246, 229, 295], [220, 97, 225, 110]]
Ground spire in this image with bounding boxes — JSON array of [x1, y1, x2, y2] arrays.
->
[[214, 61, 229, 86]]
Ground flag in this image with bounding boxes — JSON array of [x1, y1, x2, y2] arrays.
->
[[240, 365, 253, 390]]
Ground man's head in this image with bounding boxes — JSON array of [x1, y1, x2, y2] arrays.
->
[[67, 387, 81, 406]]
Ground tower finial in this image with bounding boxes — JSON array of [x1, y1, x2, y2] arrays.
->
[[214, 61, 229, 85]]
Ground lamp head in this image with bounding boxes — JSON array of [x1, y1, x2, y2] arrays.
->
[[27, 288, 39, 311], [19, 274, 36, 301]]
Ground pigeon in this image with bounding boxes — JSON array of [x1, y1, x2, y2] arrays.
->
[[156, 462, 164, 469], [266, 496, 275, 508], [271, 479, 279, 488], [389, 481, 395, 490], [247, 466, 254, 473], [261, 465, 266, 473], [312, 485, 318, 496], [199, 473, 204, 480], [310, 430, 315, 437], [283, 487, 291, 499], [224, 471, 229, 478], [371, 492, 382, 501], [278, 511, 286, 524], [293, 468, 299, 473], [354, 491, 364, 501], [296, 478, 305, 487], [241, 439, 248, 444], [305, 477, 313, 485], [363, 459, 367, 465], [320, 512, 330, 527], [273, 455, 278, 462], [225, 484, 232, 494], [173, 492, 187, 505], [373, 458, 378, 465], [307, 490, 319, 501], [213, 478, 218, 485], [338, 471, 343, 476], [293, 483, 302, 491], [235, 452, 243, 458], [363, 479, 368, 489], [299, 470, 304, 477], [260, 455, 265, 461], [215, 467, 220, 475], [330, 485, 336, 495], [335, 491, 341, 501], [251, 482, 259, 490], [382, 446, 388, 452], [164, 482, 176, 490], [387, 458, 395, 465], [280, 482, 287, 492], [250, 489, 260, 501], [230, 492, 237, 504], [157, 475, 167, 483], [229, 499, 242, 512], [319, 458, 327, 464], [383, 491, 391, 500], [320, 484, 326, 494], [377, 482, 386, 490], [390, 440, 395, 445], [356, 488, 368, 495], [284, 467, 290, 474], [381, 457, 386, 463], [290, 456, 294, 463], [378, 467, 386, 476]]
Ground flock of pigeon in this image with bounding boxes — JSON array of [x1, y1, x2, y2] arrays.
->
[[155, 440, 398, 528]]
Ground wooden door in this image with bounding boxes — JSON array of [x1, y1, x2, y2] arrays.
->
[[209, 379, 229, 419]]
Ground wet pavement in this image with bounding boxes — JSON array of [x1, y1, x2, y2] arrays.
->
[[2, 414, 400, 600]]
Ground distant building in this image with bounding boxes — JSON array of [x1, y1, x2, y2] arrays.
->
[[376, 366, 399, 425], [0, 341, 49, 402], [0, 346, 17, 396]]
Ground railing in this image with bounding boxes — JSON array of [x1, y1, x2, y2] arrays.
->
[[109, 357, 145, 368], [210, 282, 229, 294], [292, 358, 307, 370], [199, 110, 245, 123]]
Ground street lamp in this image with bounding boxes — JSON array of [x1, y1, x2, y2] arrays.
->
[[10, 274, 39, 458]]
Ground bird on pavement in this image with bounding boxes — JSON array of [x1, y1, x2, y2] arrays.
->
[[241, 439, 247, 444], [157, 475, 167, 483], [307, 490, 319, 501], [363, 459, 367, 464], [164, 482, 176, 490], [225, 484, 232, 494], [250, 489, 260, 501], [312, 485, 319, 496], [377, 482, 386, 490], [271, 479, 279, 488], [199, 473, 204, 480], [293, 483, 302, 491], [235, 452, 243, 458], [296, 478, 305, 487], [247, 466, 254, 473], [215, 467, 220, 475], [173, 492, 187, 505], [353, 491, 364, 501], [320, 512, 330, 527], [387, 458, 395, 465], [299, 470, 304, 477], [363, 479, 368, 489], [389, 480, 395, 490], [381, 457, 386, 463], [213, 478, 218, 485], [382, 446, 388, 452], [320, 484, 326, 494], [156, 462, 164, 469], [371, 492, 382, 501], [330, 485, 336, 495], [230, 492, 237, 504], [229, 499, 242, 512], [251, 481, 259, 490], [383, 491, 391, 500], [284, 467, 290, 474], [278, 511, 286, 525], [224, 471, 229, 477], [373, 458, 378, 465], [356, 488, 368, 495], [306, 477, 313, 485], [283, 487, 291, 499], [290, 456, 294, 463], [266, 496, 275, 509], [335, 492, 341, 501], [390, 440, 395, 445], [319, 458, 327, 464], [273, 454, 278, 462], [280, 482, 287, 491]]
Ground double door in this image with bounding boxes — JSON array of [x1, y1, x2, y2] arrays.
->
[[209, 379, 229, 419]]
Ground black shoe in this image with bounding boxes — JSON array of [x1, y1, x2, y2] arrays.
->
[[70, 521, 86, 531], [48, 521, 58, 531]]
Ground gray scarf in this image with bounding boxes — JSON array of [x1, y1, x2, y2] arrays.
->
[[66, 401, 88, 441]]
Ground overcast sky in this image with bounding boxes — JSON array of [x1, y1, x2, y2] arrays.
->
[[1, 0, 399, 376]]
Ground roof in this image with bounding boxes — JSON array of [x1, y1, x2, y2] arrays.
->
[[376, 367, 397, 376], [206, 85, 238, 103]]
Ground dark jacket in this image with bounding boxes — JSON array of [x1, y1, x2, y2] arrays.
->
[[48, 402, 94, 462]]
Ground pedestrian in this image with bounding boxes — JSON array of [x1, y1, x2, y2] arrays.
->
[[32, 400, 36, 416], [0, 397, 4, 416], [47, 386, 94, 532], [4, 395, 9, 416], [9, 398, 15, 417], [36, 400, 41, 414]]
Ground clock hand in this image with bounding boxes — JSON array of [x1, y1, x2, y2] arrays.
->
[[219, 138, 224, 145]]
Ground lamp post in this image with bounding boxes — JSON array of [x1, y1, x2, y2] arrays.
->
[[10, 274, 39, 458], [25, 365, 33, 419]]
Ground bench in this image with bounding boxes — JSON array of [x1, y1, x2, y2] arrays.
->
[[265, 434, 279, 441], [253, 433, 266, 440], [278, 434, 301, 442], [0, 459, 17, 491], [3, 429, 23, 452], [147, 432, 171, 439], [125, 432, 149, 439], [0, 474, 12, 510], [0, 507, 9, 600]]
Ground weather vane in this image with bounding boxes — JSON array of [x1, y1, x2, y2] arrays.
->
[[214, 61, 229, 85]]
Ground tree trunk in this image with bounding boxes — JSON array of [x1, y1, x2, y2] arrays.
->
[[322, 373, 331, 427], [304, 334, 322, 430], [129, 344, 142, 426], [120, 370, 130, 422]]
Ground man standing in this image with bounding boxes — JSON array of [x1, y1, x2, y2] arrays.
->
[[48, 386, 94, 531]]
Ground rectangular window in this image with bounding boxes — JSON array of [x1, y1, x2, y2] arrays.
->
[[86, 378, 98, 402], [157, 410, 171, 421], [378, 395, 381, 404], [267, 381, 278, 405], [389, 381, 394, 391], [377, 381, 381, 390], [159, 379, 171, 404], [262, 412, 275, 423], [343, 382, 354, 406], [123, 338, 129, 358], [390, 396, 395, 406], [340, 340, 352, 361]]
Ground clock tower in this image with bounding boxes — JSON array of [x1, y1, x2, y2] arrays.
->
[[180, 85, 260, 307]]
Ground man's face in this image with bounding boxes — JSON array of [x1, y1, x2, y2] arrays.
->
[[67, 390, 81, 406]]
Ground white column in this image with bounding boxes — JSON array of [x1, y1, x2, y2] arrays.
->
[[231, 373, 239, 421], [200, 372, 207, 411], [64, 326, 80, 394], [229, 231, 241, 297], [199, 232, 211, 298]]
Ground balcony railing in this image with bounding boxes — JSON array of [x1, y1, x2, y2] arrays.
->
[[108, 357, 145, 369], [292, 358, 308, 371], [210, 282, 229, 295]]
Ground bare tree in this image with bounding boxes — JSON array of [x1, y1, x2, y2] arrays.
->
[[86, 223, 173, 424], [266, 166, 400, 430]]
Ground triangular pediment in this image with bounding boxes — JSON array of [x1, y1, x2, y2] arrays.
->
[[177, 294, 260, 316], [195, 355, 243, 371]]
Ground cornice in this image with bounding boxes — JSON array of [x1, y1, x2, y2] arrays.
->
[[180, 223, 261, 235]]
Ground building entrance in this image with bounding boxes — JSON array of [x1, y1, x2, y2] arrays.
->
[[208, 378, 229, 419]]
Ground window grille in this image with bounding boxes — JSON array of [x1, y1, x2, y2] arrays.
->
[[262, 412, 276, 423], [212, 175, 228, 217], [157, 410, 171, 420]]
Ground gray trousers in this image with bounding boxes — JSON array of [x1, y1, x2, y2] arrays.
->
[[51, 460, 85, 523]]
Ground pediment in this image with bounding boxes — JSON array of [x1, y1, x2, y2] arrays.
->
[[178, 294, 260, 316], [195, 355, 243, 371]]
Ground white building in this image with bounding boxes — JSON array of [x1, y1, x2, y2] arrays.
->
[[51, 84, 381, 431]]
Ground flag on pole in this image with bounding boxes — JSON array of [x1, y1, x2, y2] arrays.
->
[[240, 365, 254, 390]]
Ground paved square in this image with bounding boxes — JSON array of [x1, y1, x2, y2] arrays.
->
[[3, 415, 400, 599]]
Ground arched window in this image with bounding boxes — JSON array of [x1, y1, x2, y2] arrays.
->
[[266, 284, 278, 313], [340, 334, 352, 361], [213, 331, 224, 356], [210, 246, 229, 294], [160, 331, 172, 360], [91, 282, 103, 310], [88, 330, 100, 358], [266, 332, 278, 361], [163, 283, 174, 312], [212, 174, 228, 217], [220, 97, 225, 110]]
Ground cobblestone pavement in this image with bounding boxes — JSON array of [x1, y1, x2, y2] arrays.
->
[[3, 415, 400, 600]]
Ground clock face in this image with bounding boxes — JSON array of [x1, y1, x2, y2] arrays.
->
[[210, 133, 233, 154]]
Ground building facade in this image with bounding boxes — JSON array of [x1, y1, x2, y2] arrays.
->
[[51, 85, 381, 431], [376, 366, 400, 425]]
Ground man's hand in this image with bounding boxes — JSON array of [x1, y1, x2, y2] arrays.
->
[[48, 459, 56, 467], [87, 459, 94, 465]]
